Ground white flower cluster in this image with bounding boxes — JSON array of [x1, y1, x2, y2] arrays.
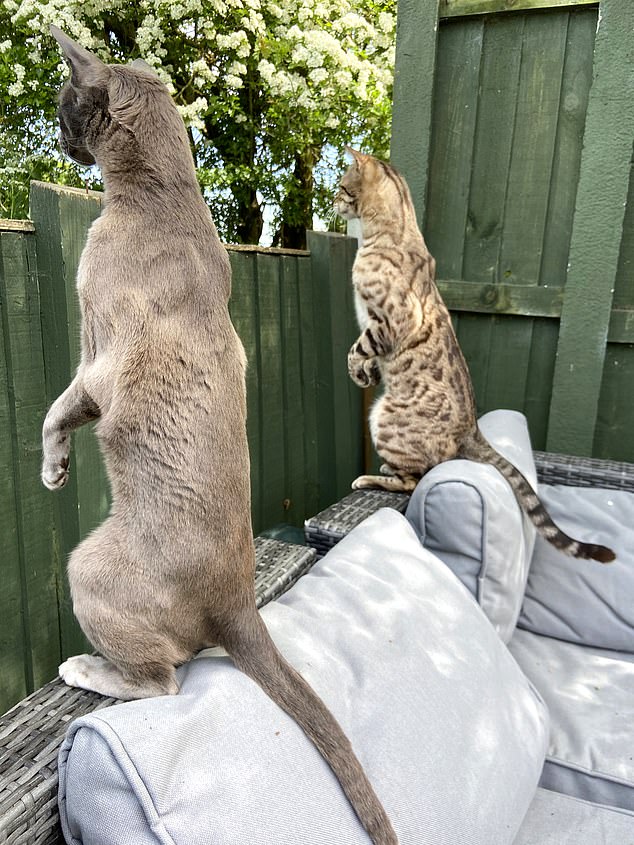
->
[[7, 62, 25, 95], [3, 0, 395, 132], [254, 0, 395, 115], [176, 96, 209, 131]]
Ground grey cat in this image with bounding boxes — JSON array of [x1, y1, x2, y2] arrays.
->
[[42, 28, 397, 845], [335, 149, 614, 564]]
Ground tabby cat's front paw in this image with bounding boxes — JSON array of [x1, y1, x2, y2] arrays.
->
[[348, 351, 380, 387]]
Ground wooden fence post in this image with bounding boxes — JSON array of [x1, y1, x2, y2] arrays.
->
[[546, 0, 634, 455], [390, 0, 440, 228]]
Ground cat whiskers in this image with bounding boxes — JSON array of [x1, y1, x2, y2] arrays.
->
[[324, 208, 339, 233]]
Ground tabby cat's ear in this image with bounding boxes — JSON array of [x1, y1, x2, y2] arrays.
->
[[345, 146, 367, 168], [50, 25, 108, 87]]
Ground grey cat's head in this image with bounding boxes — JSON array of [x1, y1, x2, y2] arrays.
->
[[334, 147, 413, 224], [51, 26, 188, 174]]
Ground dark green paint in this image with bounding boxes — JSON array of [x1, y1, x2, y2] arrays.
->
[[391, 0, 440, 228], [547, 1, 634, 455], [440, 0, 597, 17]]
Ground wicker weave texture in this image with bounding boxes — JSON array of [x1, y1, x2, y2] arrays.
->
[[0, 538, 315, 845], [534, 451, 634, 492], [304, 489, 410, 557], [303, 453, 634, 557]]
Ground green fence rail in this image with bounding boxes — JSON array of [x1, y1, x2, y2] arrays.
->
[[0, 182, 361, 714]]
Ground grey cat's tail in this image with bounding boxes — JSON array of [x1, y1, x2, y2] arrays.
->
[[222, 612, 398, 845], [458, 430, 615, 564]]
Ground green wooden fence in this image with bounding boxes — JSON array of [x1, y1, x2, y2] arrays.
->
[[3, 0, 634, 711], [392, 0, 634, 460], [0, 182, 361, 714]]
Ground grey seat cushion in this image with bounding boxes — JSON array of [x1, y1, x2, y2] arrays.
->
[[518, 485, 634, 652], [514, 788, 634, 844], [59, 509, 549, 845], [405, 409, 537, 642], [509, 628, 634, 811]]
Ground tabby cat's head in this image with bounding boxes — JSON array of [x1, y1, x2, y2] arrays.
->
[[50, 26, 188, 174], [334, 148, 414, 224]]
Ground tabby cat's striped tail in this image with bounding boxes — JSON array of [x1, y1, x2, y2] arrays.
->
[[458, 430, 615, 563]]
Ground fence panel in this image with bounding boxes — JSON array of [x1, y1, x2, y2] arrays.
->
[[0, 222, 58, 712], [0, 186, 364, 715], [392, 0, 634, 459]]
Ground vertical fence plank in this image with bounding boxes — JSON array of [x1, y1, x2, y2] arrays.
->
[[228, 250, 263, 532], [390, 0, 440, 227], [547, 0, 634, 455], [613, 157, 634, 310], [30, 182, 102, 658], [594, 346, 634, 461], [0, 230, 59, 691], [0, 231, 31, 713], [499, 10, 568, 285], [306, 232, 338, 507], [306, 232, 363, 503], [425, 17, 483, 274], [279, 255, 307, 525], [297, 255, 321, 518], [523, 318, 559, 450], [538, 8, 596, 287], [462, 14, 525, 284], [255, 253, 287, 529]]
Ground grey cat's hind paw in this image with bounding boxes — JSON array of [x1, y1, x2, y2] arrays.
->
[[59, 653, 179, 700]]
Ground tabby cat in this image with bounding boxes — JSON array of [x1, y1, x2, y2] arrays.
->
[[335, 148, 614, 564], [42, 28, 397, 844]]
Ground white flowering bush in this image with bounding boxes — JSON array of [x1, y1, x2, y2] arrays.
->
[[0, 0, 395, 244]]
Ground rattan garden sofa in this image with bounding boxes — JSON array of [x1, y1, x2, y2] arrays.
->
[[304, 410, 634, 842], [0, 537, 316, 845], [2, 409, 634, 844]]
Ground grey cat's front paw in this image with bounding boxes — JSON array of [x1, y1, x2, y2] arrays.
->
[[42, 456, 70, 490], [42, 441, 70, 490]]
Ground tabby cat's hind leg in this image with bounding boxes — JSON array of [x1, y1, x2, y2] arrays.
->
[[352, 472, 418, 492]]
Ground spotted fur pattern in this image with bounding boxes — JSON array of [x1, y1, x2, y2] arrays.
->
[[335, 149, 614, 564]]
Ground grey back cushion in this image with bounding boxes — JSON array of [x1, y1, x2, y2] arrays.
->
[[405, 410, 537, 643], [59, 509, 548, 845], [510, 628, 634, 811], [514, 788, 634, 844], [518, 485, 634, 652]]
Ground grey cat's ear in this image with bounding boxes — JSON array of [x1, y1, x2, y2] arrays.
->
[[50, 25, 108, 87], [131, 58, 158, 76]]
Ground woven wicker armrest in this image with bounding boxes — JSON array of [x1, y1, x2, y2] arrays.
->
[[303, 451, 634, 559], [534, 451, 634, 493], [0, 537, 316, 845], [304, 489, 410, 557]]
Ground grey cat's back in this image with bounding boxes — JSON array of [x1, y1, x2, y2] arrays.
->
[[45, 30, 398, 843], [82, 203, 251, 559]]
